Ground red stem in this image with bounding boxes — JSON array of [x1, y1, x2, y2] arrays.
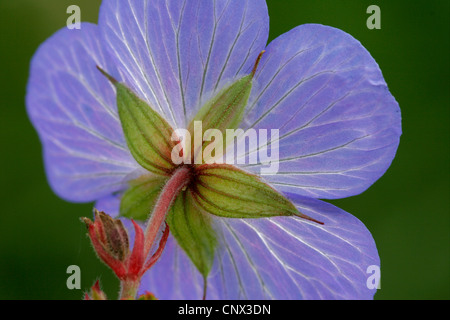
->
[[144, 166, 191, 257]]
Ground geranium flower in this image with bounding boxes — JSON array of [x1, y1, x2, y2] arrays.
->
[[26, 0, 401, 300]]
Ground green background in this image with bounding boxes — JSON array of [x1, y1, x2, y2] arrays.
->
[[0, 0, 448, 300]]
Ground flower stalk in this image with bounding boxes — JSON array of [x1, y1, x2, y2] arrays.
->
[[143, 166, 192, 257], [119, 278, 141, 300], [82, 166, 191, 299]]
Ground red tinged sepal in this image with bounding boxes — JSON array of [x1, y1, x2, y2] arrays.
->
[[126, 220, 146, 278], [82, 209, 170, 298], [138, 292, 158, 300], [142, 220, 170, 273], [84, 280, 107, 300], [124, 219, 170, 279]]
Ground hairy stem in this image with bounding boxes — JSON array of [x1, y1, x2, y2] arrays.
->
[[118, 166, 191, 300], [119, 278, 140, 300], [144, 166, 191, 258]]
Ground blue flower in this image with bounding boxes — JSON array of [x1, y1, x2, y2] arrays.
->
[[26, 0, 401, 300]]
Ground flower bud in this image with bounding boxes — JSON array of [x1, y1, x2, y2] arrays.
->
[[82, 209, 170, 283], [81, 210, 129, 279]]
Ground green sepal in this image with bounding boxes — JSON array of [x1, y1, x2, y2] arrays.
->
[[98, 67, 176, 176], [188, 75, 254, 163], [190, 74, 253, 134], [120, 174, 168, 221], [187, 52, 265, 162], [166, 189, 217, 280], [192, 164, 320, 223]]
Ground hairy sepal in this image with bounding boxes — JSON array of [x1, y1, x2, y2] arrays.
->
[[193, 164, 322, 224], [166, 190, 217, 282], [98, 67, 177, 176], [120, 174, 168, 221]]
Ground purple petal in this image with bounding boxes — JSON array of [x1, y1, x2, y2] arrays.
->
[[240, 24, 402, 199], [140, 196, 380, 300], [26, 24, 139, 202], [98, 0, 269, 129], [95, 193, 122, 216]]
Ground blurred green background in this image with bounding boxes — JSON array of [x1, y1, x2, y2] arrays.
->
[[0, 0, 448, 300]]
